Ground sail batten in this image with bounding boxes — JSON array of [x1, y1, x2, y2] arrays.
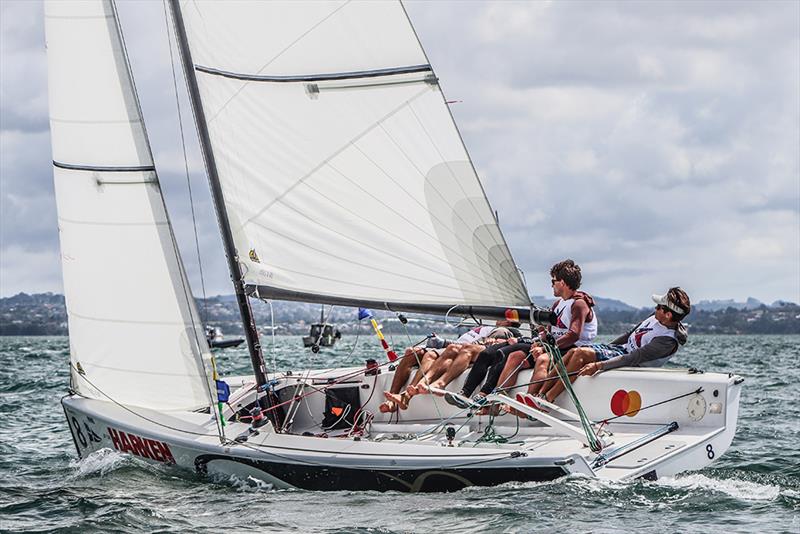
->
[[179, 0, 530, 310], [53, 161, 156, 173], [196, 64, 432, 83]]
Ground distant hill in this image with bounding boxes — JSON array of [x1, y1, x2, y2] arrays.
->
[[532, 295, 639, 312], [1, 292, 798, 336], [694, 297, 767, 312]]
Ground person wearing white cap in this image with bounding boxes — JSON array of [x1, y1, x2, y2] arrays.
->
[[533, 287, 691, 404]]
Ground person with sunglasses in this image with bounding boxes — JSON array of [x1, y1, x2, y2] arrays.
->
[[533, 287, 691, 404]]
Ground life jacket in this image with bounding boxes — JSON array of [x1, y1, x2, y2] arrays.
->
[[625, 315, 680, 367], [550, 294, 598, 346], [456, 325, 520, 344]]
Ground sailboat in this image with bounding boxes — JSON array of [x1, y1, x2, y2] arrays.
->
[[48, 0, 743, 492]]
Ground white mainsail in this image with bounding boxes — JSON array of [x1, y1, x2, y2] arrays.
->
[[45, 0, 214, 411], [179, 0, 530, 308]]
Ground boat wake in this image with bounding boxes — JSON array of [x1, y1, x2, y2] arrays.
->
[[210, 472, 276, 493], [69, 448, 135, 478], [656, 473, 782, 501]]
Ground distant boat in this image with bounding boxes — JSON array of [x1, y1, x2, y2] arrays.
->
[[205, 326, 244, 350], [302, 307, 341, 351]]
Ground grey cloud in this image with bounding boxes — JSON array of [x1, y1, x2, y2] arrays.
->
[[1, 1, 798, 307]]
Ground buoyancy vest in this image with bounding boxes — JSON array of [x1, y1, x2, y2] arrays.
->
[[456, 325, 519, 344], [625, 315, 678, 367], [550, 297, 598, 346]]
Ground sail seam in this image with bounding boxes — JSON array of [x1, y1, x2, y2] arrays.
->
[[77, 361, 207, 378], [404, 105, 524, 301], [202, 0, 353, 124], [243, 222, 465, 297], [53, 161, 155, 173], [240, 87, 430, 226], [371, 122, 518, 302], [68, 310, 188, 326], [269, 181, 505, 296], [343, 144, 517, 300], [195, 64, 432, 83], [398, 0, 530, 300]]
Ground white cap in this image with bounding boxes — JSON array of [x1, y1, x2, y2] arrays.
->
[[652, 292, 687, 315]]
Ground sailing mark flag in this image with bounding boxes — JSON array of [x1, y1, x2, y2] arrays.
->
[[360, 308, 398, 361]]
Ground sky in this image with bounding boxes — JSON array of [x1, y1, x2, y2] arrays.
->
[[1, 0, 798, 307]]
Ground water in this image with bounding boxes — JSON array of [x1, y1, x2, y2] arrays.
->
[[1, 335, 798, 533]]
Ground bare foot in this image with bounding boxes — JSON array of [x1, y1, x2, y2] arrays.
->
[[378, 400, 397, 413], [405, 384, 420, 397], [385, 391, 409, 410], [416, 382, 432, 395]]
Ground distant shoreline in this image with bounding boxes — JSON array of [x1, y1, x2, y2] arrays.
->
[[2, 292, 798, 337]]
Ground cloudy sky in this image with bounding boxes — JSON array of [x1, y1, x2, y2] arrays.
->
[[1, 0, 798, 307]]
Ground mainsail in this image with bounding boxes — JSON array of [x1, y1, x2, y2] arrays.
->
[[45, 0, 214, 411], [177, 0, 530, 311]]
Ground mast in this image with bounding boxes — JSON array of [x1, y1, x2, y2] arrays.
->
[[167, 0, 268, 387]]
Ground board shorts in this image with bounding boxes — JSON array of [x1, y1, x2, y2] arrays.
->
[[588, 343, 627, 361]]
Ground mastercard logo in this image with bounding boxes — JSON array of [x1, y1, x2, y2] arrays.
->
[[610, 389, 642, 417]]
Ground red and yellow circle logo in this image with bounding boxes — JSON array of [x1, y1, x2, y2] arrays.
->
[[610, 389, 642, 417]]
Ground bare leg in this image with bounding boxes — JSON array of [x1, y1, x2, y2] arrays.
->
[[412, 355, 452, 395], [379, 347, 427, 412], [544, 348, 597, 402], [538, 348, 575, 397], [410, 344, 461, 395], [526, 347, 550, 396], [407, 350, 438, 387], [389, 348, 424, 392], [426, 345, 483, 394]]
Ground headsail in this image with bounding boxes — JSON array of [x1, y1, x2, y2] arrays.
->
[[177, 0, 530, 311], [45, 0, 214, 411]]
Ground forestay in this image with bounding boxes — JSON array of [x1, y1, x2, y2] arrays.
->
[[179, 0, 530, 308], [45, 0, 214, 411]]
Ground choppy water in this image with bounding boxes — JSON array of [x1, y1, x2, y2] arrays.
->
[[0, 334, 798, 533]]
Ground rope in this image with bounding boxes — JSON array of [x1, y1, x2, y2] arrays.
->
[[472, 411, 521, 445], [542, 341, 602, 451]]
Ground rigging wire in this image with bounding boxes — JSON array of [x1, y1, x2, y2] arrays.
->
[[161, 0, 209, 325], [267, 299, 277, 372], [105, 0, 222, 439]]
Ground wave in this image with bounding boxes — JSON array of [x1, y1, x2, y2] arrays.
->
[[69, 448, 133, 478], [210, 472, 276, 493], [656, 473, 782, 501]]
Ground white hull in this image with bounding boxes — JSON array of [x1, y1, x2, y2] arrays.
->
[[63, 366, 743, 492]]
